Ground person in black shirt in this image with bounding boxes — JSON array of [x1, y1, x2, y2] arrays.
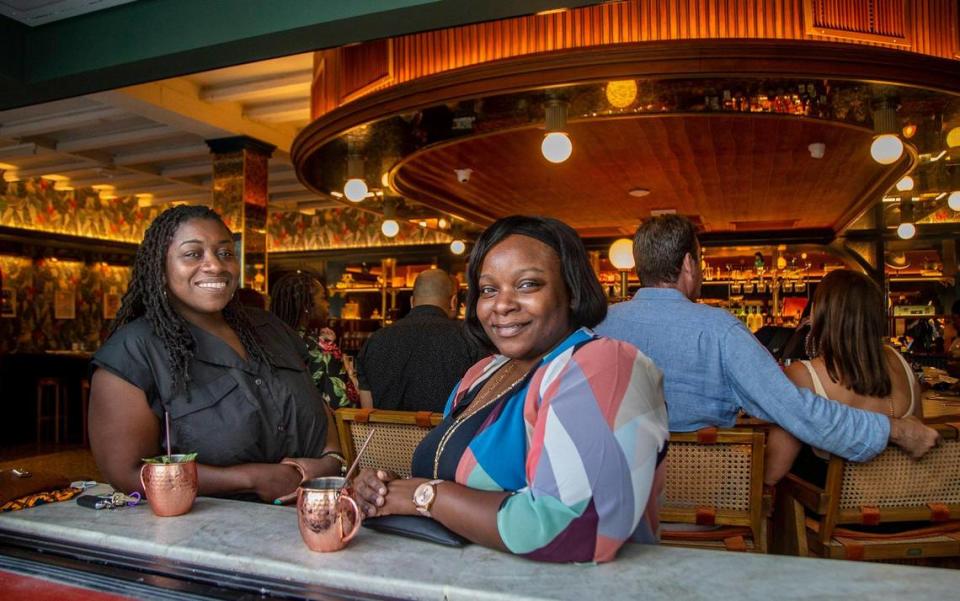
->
[[89, 205, 344, 503], [357, 269, 483, 412]]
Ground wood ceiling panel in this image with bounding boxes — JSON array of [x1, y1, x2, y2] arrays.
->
[[393, 114, 903, 237]]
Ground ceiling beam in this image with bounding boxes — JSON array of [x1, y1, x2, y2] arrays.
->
[[267, 182, 308, 194], [113, 143, 211, 166], [14, 160, 100, 179], [0, 107, 124, 138], [244, 100, 310, 123], [137, 192, 211, 207], [91, 78, 297, 155], [57, 125, 181, 153], [268, 169, 299, 183], [115, 181, 190, 195], [0, 142, 39, 159], [162, 162, 212, 178], [68, 172, 153, 189], [270, 190, 322, 202], [200, 70, 313, 103]]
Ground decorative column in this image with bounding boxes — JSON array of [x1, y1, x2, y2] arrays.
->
[[206, 136, 275, 295]]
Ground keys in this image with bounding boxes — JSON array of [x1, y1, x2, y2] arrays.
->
[[76, 490, 143, 510]]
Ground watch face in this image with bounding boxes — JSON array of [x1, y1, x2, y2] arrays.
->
[[414, 483, 435, 508]]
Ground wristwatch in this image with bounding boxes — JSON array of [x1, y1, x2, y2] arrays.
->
[[412, 479, 444, 517]]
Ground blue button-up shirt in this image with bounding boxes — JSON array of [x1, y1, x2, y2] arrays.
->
[[596, 287, 889, 461]]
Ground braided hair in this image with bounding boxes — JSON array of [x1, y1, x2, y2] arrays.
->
[[269, 271, 325, 331], [110, 205, 269, 397]]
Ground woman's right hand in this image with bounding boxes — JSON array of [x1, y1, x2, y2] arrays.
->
[[352, 468, 398, 516], [249, 463, 303, 503]]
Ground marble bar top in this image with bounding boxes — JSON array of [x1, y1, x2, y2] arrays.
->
[[1, 490, 959, 601]]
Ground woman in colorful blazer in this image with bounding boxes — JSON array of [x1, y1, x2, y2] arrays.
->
[[354, 216, 669, 563]]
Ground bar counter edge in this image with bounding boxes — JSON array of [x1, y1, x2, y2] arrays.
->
[[1, 489, 958, 601]]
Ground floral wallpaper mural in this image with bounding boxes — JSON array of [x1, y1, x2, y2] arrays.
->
[[268, 206, 450, 252], [0, 256, 131, 353], [0, 177, 162, 243]]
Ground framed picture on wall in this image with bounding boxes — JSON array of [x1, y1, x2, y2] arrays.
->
[[54, 288, 76, 320], [0, 287, 15, 318], [103, 288, 121, 320]]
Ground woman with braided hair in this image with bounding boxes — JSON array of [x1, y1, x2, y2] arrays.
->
[[89, 205, 344, 502], [269, 271, 359, 410]]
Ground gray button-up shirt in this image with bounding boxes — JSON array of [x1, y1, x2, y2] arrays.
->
[[93, 309, 328, 466]]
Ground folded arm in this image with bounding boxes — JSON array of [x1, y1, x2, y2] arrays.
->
[[89, 369, 337, 502]]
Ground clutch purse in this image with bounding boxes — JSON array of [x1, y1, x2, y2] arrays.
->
[[363, 515, 469, 547]]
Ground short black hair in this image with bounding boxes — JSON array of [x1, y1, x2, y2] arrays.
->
[[633, 214, 699, 286], [464, 215, 607, 350]]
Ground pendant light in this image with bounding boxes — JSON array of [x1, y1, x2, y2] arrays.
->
[[449, 223, 466, 255], [343, 141, 367, 202], [541, 97, 572, 164], [380, 198, 399, 237], [871, 100, 904, 165], [897, 197, 916, 240]]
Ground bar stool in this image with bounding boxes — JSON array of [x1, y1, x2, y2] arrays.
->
[[80, 378, 90, 447], [36, 377, 67, 443]]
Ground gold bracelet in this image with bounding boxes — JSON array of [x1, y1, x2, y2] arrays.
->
[[320, 451, 348, 475]]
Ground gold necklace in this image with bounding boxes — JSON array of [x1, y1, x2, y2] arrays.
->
[[432, 360, 525, 478]]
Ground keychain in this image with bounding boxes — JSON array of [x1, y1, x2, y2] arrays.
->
[[76, 491, 142, 510]]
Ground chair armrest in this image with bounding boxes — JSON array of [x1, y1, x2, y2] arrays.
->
[[779, 473, 830, 515]]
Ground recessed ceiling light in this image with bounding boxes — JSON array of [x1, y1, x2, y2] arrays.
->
[[628, 188, 650, 198]]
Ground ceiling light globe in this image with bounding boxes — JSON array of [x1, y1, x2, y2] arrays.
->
[[947, 127, 960, 148], [870, 134, 904, 165], [343, 178, 368, 202], [896, 222, 916, 240], [895, 176, 914, 192], [948, 191, 960, 212], [450, 239, 466, 255], [605, 80, 638, 108], [381, 219, 400, 237], [608, 238, 635, 271], [541, 132, 573, 164]]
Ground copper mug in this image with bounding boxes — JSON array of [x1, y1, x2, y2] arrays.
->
[[297, 477, 362, 552], [140, 456, 198, 517]]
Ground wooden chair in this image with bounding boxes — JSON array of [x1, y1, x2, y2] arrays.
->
[[777, 423, 960, 561], [334, 408, 442, 478], [660, 426, 768, 552]]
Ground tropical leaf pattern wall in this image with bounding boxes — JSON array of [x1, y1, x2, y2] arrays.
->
[[268, 206, 450, 251], [0, 178, 162, 242], [0, 256, 130, 353]]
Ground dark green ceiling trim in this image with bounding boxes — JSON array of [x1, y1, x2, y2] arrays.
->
[[0, 0, 599, 110], [0, 15, 25, 86]]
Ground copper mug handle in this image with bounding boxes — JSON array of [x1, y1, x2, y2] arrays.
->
[[338, 494, 362, 543]]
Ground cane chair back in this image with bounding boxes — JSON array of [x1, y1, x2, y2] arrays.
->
[[780, 422, 960, 561], [661, 426, 768, 552], [334, 408, 442, 478]]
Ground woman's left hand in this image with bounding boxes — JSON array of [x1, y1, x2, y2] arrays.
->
[[377, 478, 427, 517], [353, 468, 397, 516]]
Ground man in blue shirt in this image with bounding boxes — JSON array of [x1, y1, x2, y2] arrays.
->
[[596, 214, 938, 465]]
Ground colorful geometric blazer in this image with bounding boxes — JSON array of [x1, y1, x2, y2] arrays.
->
[[436, 327, 669, 563]]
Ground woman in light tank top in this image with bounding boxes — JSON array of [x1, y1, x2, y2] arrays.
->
[[765, 269, 922, 485]]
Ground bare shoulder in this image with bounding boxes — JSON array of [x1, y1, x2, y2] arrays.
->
[[784, 360, 813, 390]]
